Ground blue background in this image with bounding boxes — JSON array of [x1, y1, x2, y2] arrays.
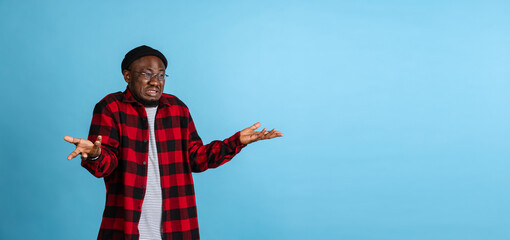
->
[[1, 0, 509, 239]]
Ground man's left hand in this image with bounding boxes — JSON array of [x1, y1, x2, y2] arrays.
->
[[240, 122, 284, 145]]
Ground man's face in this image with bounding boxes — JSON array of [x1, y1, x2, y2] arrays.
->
[[123, 56, 166, 106]]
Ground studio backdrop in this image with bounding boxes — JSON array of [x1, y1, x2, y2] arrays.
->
[[0, 0, 509, 239]]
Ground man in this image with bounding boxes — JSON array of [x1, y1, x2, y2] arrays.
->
[[64, 45, 283, 240]]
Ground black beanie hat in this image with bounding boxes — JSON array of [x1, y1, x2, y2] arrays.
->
[[121, 45, 168, 72]]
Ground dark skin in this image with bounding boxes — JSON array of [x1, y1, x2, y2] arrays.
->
[[123, 56, 165, 107], [64, 56, 283, 160]]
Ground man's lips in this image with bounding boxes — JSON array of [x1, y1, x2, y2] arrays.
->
[[145, 89, 159, 97]]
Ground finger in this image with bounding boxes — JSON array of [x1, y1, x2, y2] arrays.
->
[[67, 150, 81, 160], [263, 130, 275, 139], [266, 130, 283, 139], [265, 129, 276, 138], [258, 129, 267, 139], [270, 130, 283, 138], [91, 136, 103, 156], [82, 153, 88, 159], [93, 136, 102, 148], [260, 128, 268, 136], [272, 131, 283, 138], [274, 131, 283, 137], [64, 136, 81, 144]]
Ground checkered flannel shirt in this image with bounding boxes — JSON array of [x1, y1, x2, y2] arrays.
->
[[81, 88, 245, 240]]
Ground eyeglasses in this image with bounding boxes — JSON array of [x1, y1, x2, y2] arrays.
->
[[131, 71, 168, 81]]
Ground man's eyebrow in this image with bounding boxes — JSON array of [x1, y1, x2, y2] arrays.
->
[[144, 67, 165, 72]]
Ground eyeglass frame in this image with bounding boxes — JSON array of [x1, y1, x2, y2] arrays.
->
[[130, 70, 168, 81]]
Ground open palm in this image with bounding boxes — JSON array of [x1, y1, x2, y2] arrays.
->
[[239, 122, 283, 145]]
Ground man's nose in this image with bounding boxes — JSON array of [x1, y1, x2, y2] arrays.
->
[[148, 77, 159, 85]]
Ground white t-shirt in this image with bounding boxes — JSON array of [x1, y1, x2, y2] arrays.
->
[[138, 106, 163, 239]]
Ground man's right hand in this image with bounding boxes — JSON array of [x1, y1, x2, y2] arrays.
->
[[64, 135, 102, 160]]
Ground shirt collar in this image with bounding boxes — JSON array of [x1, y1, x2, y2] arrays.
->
[[122, 87, 172, 107]]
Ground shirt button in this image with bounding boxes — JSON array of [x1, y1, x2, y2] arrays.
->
[[143, 161, 146, 165], [142, 184, 145, 188], [138, 206, 141, 210], [143, 139, 147, 143]]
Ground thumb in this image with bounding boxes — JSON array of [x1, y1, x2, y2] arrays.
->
[[91, 135, 102, 155], [95, 135, 102, 145], [248, 122, 261, 130]]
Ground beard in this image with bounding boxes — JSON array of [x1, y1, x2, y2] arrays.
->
[[132, 92, 160, 107], [139, 99, 159, 107]]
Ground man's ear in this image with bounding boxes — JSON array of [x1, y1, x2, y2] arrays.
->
[[123, 70, 131, 84]]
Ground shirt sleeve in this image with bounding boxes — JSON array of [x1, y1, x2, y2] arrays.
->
[[187, 114, 246, 172], [81, 101, 120, 178]]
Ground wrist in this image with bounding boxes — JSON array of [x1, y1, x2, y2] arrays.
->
[[87, 153, 100, 161]]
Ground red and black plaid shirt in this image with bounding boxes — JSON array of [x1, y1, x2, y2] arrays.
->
[[82, 88, 245, 240]]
